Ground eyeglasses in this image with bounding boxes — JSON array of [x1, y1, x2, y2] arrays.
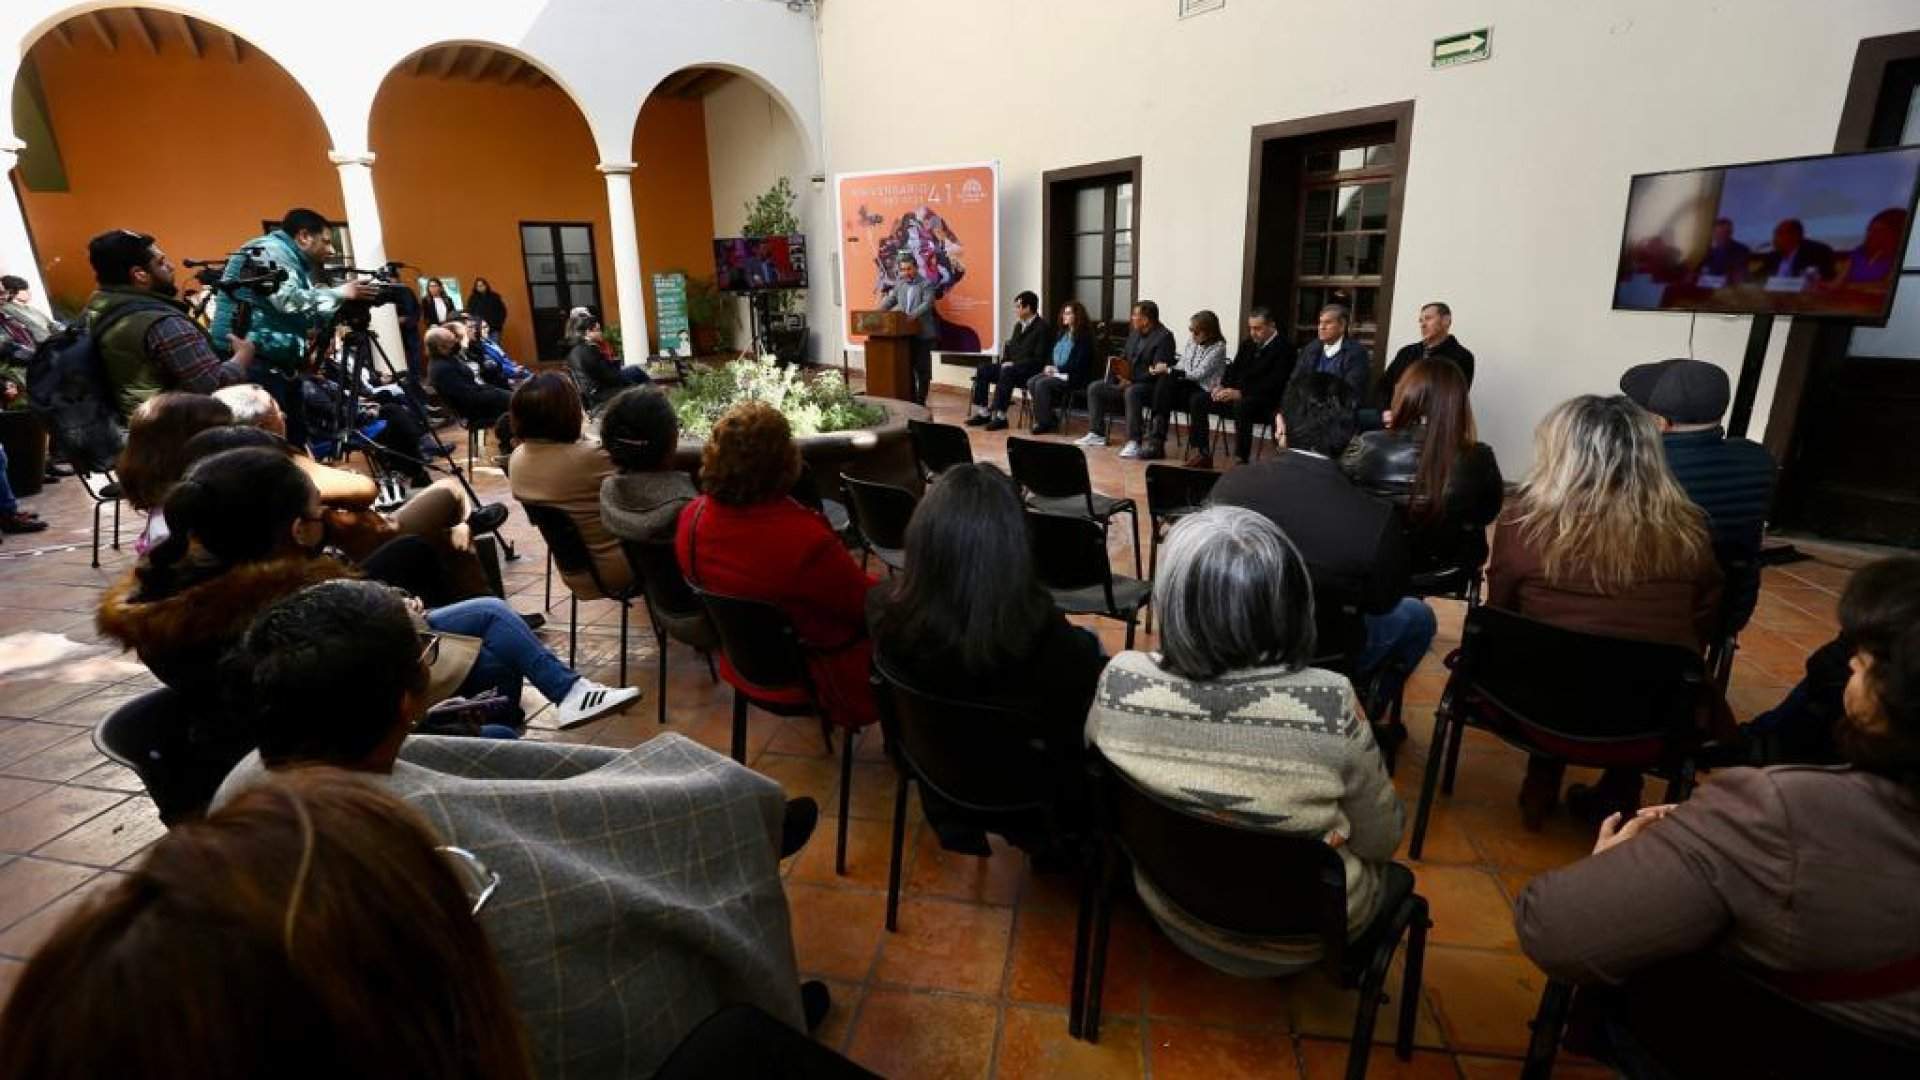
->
[[435, 845, 500, 915], [418, 632, 442, 668]]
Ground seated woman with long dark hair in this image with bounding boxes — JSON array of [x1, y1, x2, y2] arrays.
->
[[676, 400, 878, 730], [507, 371, 635, 598], [1341, 357, 1503, 576], [117, 390, 234, 553]]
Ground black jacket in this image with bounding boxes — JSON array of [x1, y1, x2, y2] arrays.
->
[[1340, 428, 1503, 573], [1287, 337, 1372, 403], [1211, 451, 1410, 619], [568, 340, 623, 407], [1219, 334, 1293, 403], [430, 352, 511, 422], [1002, 316, 1052, 370], [1378, 335, 1475, 408], [467, 290, 507, 334], [423, 294, 459, 326]]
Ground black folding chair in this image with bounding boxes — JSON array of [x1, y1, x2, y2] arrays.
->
[[1025, 509, 1150, 649], [1521, 953, 1920, 1080], [1141, 463, 1220, 630], [693, 588, 858, 875], [520, 501, 642, 688], [621, 539, 721, 727], [906, 419, 974, 484], [92, 687, 235, 826], [1706, 545, 1760, 693], [75, 467, 122, 569], [1407, 605, 1709, 859], [1083, 753, 1431, 1076], [1006, 436, 1142, 580], [841, 476, 918, 574]]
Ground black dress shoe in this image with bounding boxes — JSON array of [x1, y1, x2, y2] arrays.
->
[[466, 503, 509, 533], [0, 512, 48, 534], [964, 413, 991, 427], [1030, 423, 1057, 435], [984, 417, 1009, 431], [801, 980, 832, 1033], [518, 612, 546, 631]]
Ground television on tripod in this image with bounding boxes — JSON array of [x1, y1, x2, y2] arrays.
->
[[714, 235, 808, 292]]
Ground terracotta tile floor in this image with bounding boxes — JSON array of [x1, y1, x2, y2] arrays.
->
[[0, 385, 1864, 1076]]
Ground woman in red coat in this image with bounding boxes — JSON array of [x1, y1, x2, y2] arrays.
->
[[676, 401, 879, 730]]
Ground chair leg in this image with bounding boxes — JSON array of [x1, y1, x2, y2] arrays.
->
[[1439, 709, 1466, 796], [1144, 529, 1161, 633], [704, 651, 718, 684], [1521, 980, 1576, 1080], [1395, 899, 1430, 1061], [111, 498, 121, 549], [544, 552, 553, 611], [885, 770, 910, 931], [1082, 851, 1115, 1043], [91, 500, 103, 568], [1124, 612, 1137, 651], [655, 628, 669, 726], [1408, 710, 1451, 860], [567, 594, 578, 670], [729, 691, 748, 764], [1069, 845, 1097, 1039], [1665, 757, 1698, 802], [1126, 507, 1142, 580], [1346, 968, 1387, 1080], [835, 728, 854, 876], [617, 601, 629, 686]]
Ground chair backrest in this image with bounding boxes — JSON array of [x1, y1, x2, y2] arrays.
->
[[907, 419, 974, 479], [1144, 463, 1221, 524], [1006, 436, 1093, 504], [521, 501, 616, 595], [621, 538, 704, 621], [92, 687, 227, 825], [842, 475, 919, 553], [1025, 509, 1116, 594], [872, 657, 1060, 815], [692, 587, 812, 692], [1454, 605, 1707, 744], [1097, 751, 1351, 966]]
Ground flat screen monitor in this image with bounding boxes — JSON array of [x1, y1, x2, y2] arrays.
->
[[1612, 145, 1920, 319], [714, 235, 808, 292]]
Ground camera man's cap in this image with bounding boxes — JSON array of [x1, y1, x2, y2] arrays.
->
[[1619, 358, 1730, 425]]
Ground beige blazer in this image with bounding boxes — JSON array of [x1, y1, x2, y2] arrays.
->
[[509, 438, 635, 599]]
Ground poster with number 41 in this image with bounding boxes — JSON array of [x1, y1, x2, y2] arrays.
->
[[835, 161, 1000, 355]]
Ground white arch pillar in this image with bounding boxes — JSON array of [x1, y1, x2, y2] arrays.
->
[[597, 161, 649, 367], [0, 138, 52, 316], [328, 149, 406, 370]]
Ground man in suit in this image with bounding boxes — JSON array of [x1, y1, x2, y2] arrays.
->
[[1211, 373, 1436, 735], [878, 250, 938, 404], [1208, 306, 1294, 466], [1285, 304, 1371, 407], [1761, 219, 1836, 283], [1696, 218, 1753, 284], [967, 290, 1052, 430], [1371, 300, 1474, 428], [427, 325, 510, 428]]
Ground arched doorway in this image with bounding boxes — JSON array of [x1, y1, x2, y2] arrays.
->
[[12, 7, 337, 317]]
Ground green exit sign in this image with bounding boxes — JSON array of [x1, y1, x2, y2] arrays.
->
[[1433, 27, 1492, 68]]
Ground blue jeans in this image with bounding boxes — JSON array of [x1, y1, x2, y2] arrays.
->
[[1355, 597, 1436, 705], [0, 443, 15, 515], [427, 597, 578, 705], [618, 365, 651, 386]]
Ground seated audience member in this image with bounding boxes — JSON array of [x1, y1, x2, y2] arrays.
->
[[1212, 374, 1437, 724], [210, 580, 825, 1076], [1286, 303, 1371, 406], [0, 770, 538, 1080], [677, 401, 880, 729], [1618, 357, 1776, 638], [1025, 300, 1096, 434], [469, 318, 530, 385], [566, 313, 645, 411], [1342, 358, 1503, 577], [1078, 299, 1177, 455], [599, 386, 696, 545], [1138, 309, 1229, 462], [0, 274, 57, 346], [1374, 301, 1474, 424], [1742, 636, 1853, 767], [868, 462, 1107, 853], [0, 441, 43, 538], [967, 290, 1053, 430], [114, 391, 234, 548], [428, 325, 512, 429], [1488, 395, 1722, 826], [1210, 306, 1296, 466], [1515, 555, 1920, 1046], [1088, 505, 1404, 976], [507, 372, 635, 598]]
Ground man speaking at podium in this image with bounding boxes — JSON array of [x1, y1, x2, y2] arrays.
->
[[878, 250, 938, 404]]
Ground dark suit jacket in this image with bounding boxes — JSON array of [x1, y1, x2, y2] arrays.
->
[[1762, 240, 1836, 282], [1220, 334, 1293, 403], [1378, 335, 1475, 408], [1288, 338, 1372, 403], [1002, 316, 1052, 370], [1210, 451, 1410, 617], [424, 294, 459, 326], [430, 353, 510, 422]]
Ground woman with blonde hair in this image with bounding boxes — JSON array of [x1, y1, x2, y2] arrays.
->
[[1487, 394, 1721, 826]]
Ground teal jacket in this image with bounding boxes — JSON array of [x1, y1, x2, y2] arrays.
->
[[208, 229, 343, 373]]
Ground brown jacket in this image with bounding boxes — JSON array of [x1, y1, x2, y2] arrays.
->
[[509, 438, 634, 599], [1484, 516, 1722, 650], [1516, 765, 1920, 1044]]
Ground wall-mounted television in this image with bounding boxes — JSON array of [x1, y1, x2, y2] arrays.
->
[[714, 234, 808, 292], [1612, 145, 1920, 320]]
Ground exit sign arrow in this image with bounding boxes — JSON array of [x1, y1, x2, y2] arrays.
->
[[1433, 27, 1492, 68]]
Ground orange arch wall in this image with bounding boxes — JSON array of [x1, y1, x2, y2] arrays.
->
[[15, 36, 341, 311]]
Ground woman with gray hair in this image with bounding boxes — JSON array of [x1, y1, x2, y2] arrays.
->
[[1086, 504, 1404, 976]]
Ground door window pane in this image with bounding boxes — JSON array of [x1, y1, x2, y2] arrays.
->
[[1296, 287, 1325, 327], [1359, 183, 1391, 230], [562, 254, 594, 281], [1073, 277, 1105, 319], [1113, 231, 1133, 276], [1299, 235, 1329, 276], [559, 226, 592, 254], [1305, 150, 1336, 175], [1365, 143, 1396, 168], [532, 284, 560, 308], [569, 284, 599, 309], [1332, 235, 1385, 277], [1335, 186, 1367, 230], [1074, 187, 1106, 232], [1115, 183, 1134, 230], [1112, 277, 1134, 318], [1849, 275, 1920, 359], [1353, 288, 1378, 329], [1302, 188, 1334, 232], [1073, 234, 1105, 276], [527, 257, 557, 282], [520, 226, 553, 255]]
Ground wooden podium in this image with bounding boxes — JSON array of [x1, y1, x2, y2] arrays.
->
[[852, 310, 920, 401]]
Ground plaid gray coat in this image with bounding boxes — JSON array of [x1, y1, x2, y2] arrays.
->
[[217, 733, 804, 1079]]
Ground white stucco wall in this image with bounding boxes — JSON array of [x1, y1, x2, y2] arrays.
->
[[816, 0, 1920, 469]]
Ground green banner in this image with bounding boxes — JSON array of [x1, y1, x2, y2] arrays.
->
[[652, 272, 689, 353]]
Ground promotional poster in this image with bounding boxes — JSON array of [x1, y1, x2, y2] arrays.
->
[[836, 161, 1000, 354]]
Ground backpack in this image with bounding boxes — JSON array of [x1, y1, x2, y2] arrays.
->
[[25, 301, 172, 473]]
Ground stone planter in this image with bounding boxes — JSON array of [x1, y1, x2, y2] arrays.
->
[[665, 395, 930, 494]]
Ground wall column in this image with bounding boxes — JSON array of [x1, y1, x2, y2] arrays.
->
[[0, 139, 52, 316], [328, 149, 406, 370], [597, 161, 649, 367]]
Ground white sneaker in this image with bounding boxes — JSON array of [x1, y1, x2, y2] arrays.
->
[[1074, 432, 1106, 447], [1117, 441, 1141, 459], [554, 679, 641, 729]]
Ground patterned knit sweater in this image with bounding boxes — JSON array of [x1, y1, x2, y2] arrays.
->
[[1086, 651, 1405, 974]]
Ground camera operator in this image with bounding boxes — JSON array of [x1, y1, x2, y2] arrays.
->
[[82, 229, 254, 421], [208, 207, 373, 446]]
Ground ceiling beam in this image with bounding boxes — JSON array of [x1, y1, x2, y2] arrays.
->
[[126, 9, 160, 56], [435, 46, 464, 78], [465, 48, 495, 80], [494, 56, 524, 84], [173, 13, 201, 59], [517, 62, 546, 87], [82, 11, 116, 52], [47, 23, 72, 49], [225, 28, 244, 63]]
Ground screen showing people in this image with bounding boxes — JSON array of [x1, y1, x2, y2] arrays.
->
[[714, 235, 808, 292], [1613, 145, 1920, 318]]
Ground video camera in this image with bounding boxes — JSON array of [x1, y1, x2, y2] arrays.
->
[[330, 262, 415, 331], [183, 246, 287, 339]]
